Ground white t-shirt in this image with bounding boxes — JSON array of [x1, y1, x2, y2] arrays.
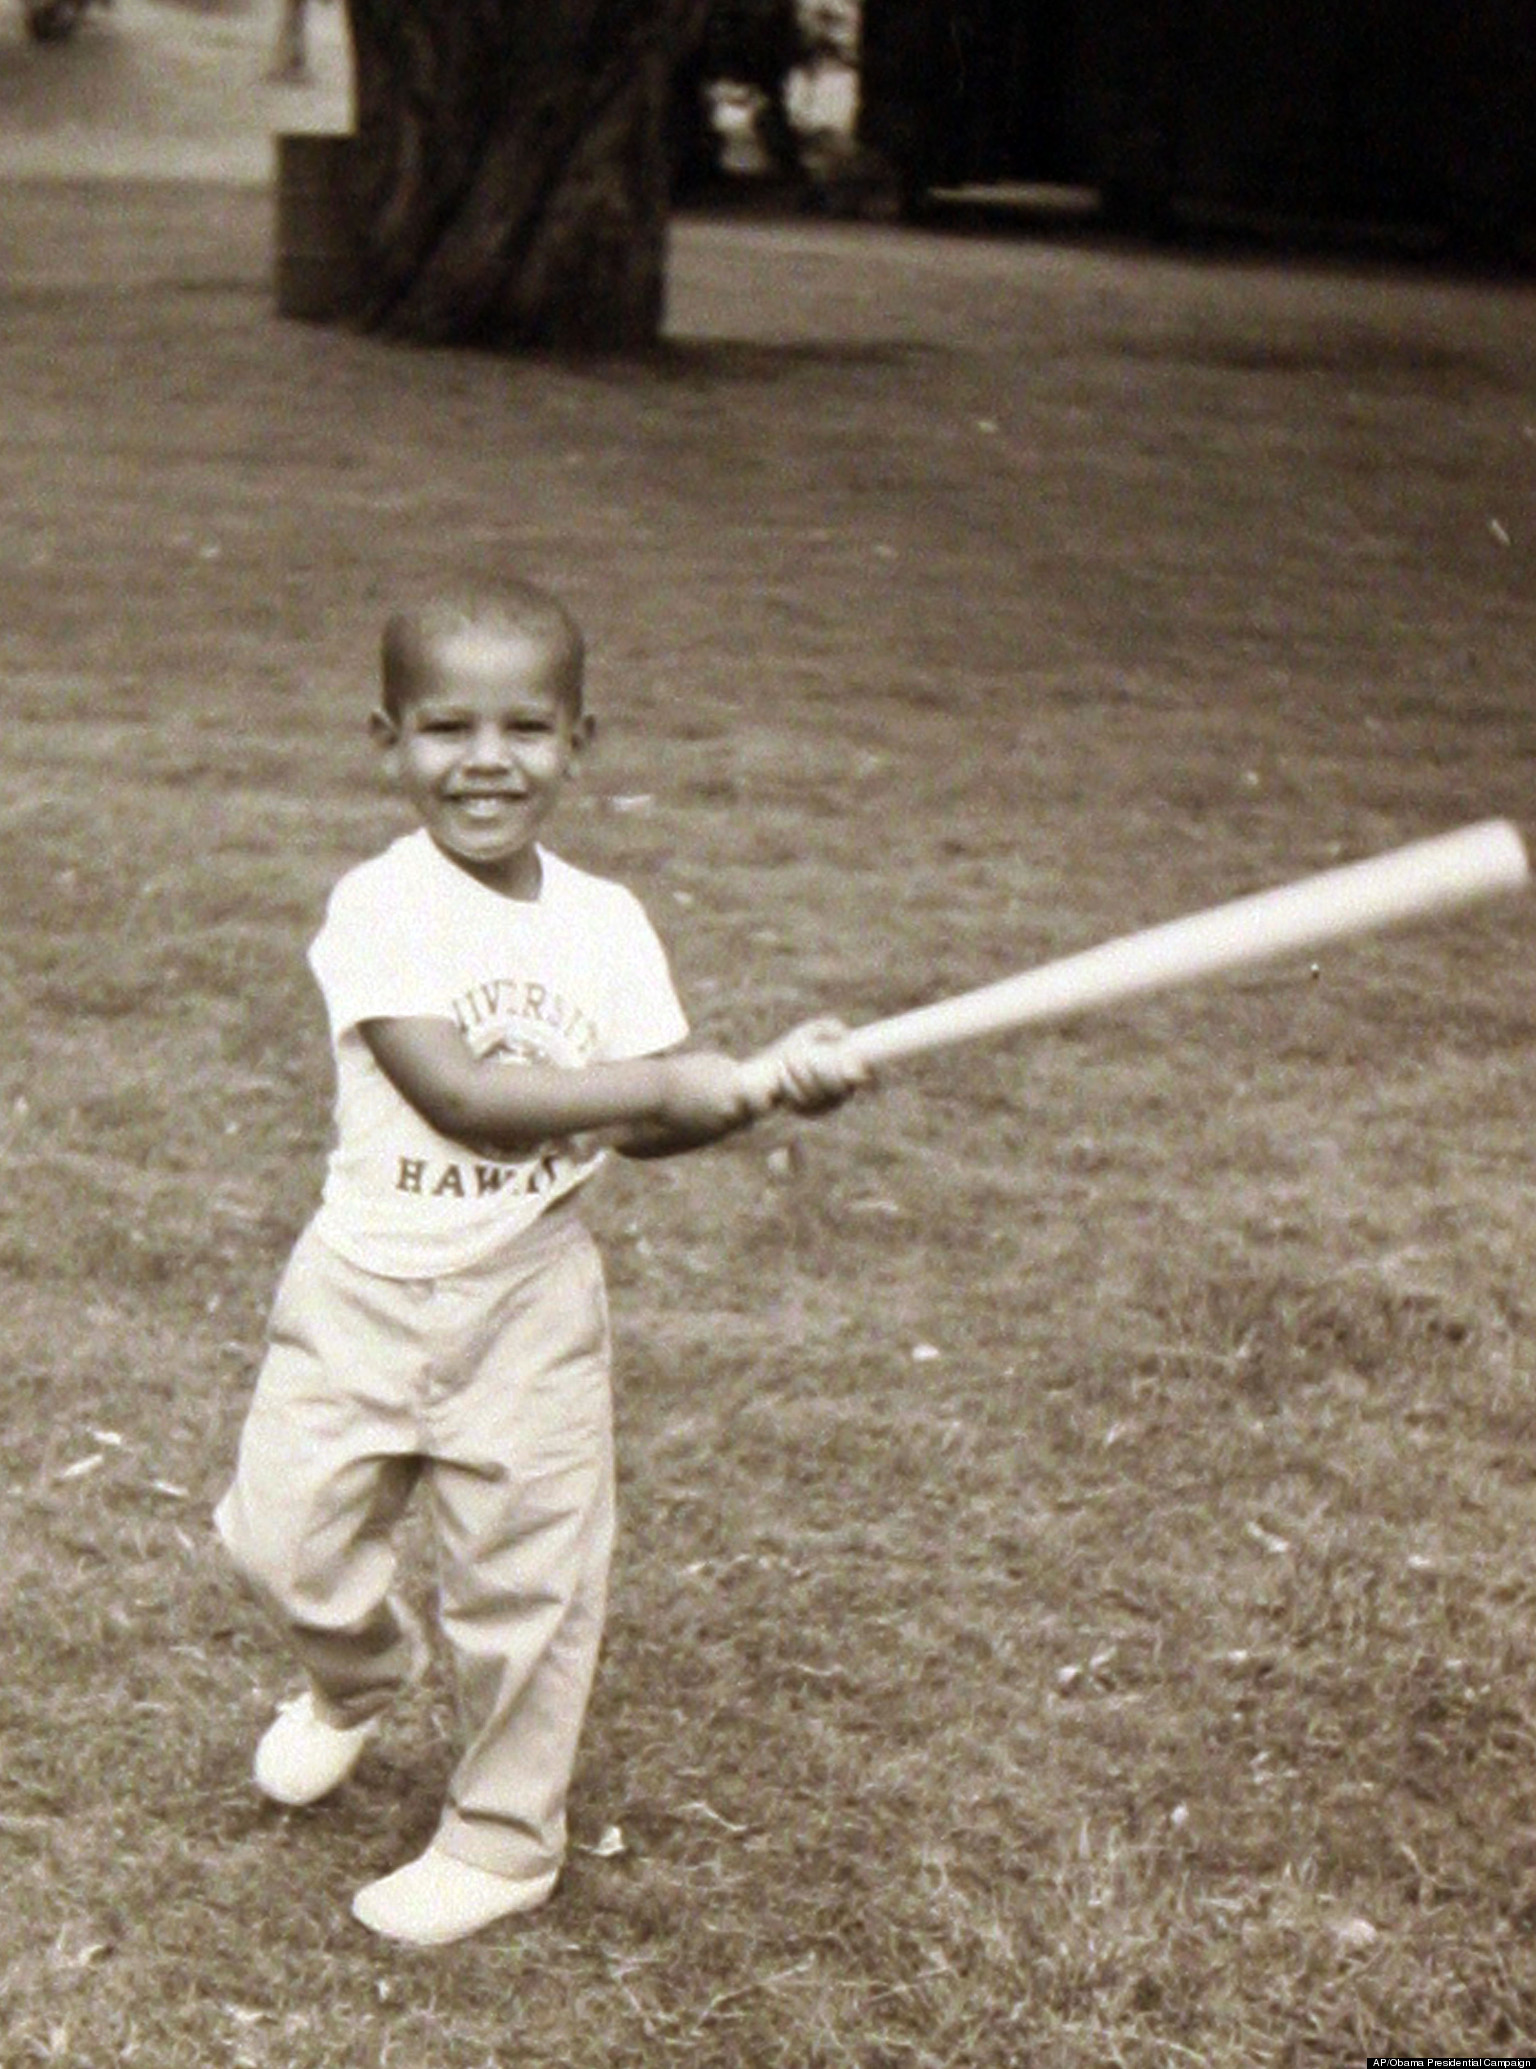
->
[[307, 832, 689, 1277]]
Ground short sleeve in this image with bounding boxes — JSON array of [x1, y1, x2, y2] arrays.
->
[[308, 865, 455, 1039], [596, 887, 690, 1060]]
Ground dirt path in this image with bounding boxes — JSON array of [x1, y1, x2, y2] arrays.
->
[[0, 0, 348, 181]]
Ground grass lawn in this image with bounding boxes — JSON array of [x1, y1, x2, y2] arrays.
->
[[2, 181, 1536, 2065]]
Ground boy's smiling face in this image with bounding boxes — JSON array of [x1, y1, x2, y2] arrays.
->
[[371, 624, 592, 899]]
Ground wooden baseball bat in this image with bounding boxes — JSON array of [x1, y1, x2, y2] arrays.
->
[[740, 819, 1528, 1101]]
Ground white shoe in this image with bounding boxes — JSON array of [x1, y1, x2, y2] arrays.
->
[[351, 1848, 557, 1946], [253, 1690, 381, 1807]]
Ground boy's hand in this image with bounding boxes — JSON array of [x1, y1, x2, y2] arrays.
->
[[740, 1018, 870, 1117], [652, 1049, 763, 1139], [617, 1029, 867, 1159]]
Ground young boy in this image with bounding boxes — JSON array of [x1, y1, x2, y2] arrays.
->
[[215, 585, 864, 1947]]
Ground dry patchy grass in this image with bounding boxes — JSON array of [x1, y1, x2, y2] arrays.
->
[[2, 184, 1535, 2064]]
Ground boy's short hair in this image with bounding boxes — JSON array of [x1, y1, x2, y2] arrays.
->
[[381, 585, 586, 721]]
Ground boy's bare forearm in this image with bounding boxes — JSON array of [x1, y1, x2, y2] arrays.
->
[[438, 1056, 690, 1153], [607, 1111, 741, 1159], [360, 1014, 868, 1168], [360, 1019, 757, 1158]]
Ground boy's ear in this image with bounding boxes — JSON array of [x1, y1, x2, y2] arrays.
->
[[566, 712, 597, 770], [368, 706, 400, 754]]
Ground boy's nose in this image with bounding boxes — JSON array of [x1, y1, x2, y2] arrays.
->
[[465, 723, 514, 769]]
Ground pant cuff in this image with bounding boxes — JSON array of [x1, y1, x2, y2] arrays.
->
[[434, 1810, 564, 1887]]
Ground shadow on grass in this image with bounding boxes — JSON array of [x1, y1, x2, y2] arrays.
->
[[481, 336, 940, 388]]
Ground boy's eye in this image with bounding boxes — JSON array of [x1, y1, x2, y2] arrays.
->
[[410, 713, 559, 744]]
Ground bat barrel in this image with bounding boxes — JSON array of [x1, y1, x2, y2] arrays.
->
[[841, 819, 1529, 1072]]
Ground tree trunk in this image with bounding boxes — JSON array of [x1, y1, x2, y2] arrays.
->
[[343, 0, 707, 349]]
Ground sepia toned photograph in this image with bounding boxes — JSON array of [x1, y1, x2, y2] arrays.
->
[[2, 2, 1534, 2061]]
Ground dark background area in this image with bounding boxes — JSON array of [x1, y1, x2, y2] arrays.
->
[[857, 0, 1536, 258]]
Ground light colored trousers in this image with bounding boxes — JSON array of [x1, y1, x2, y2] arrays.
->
[[215, 1198, 614, 1883]]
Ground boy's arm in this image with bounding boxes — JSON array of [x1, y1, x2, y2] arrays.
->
[[360, 1017, 761, 1159], [360, 1015, 870, 1164]]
